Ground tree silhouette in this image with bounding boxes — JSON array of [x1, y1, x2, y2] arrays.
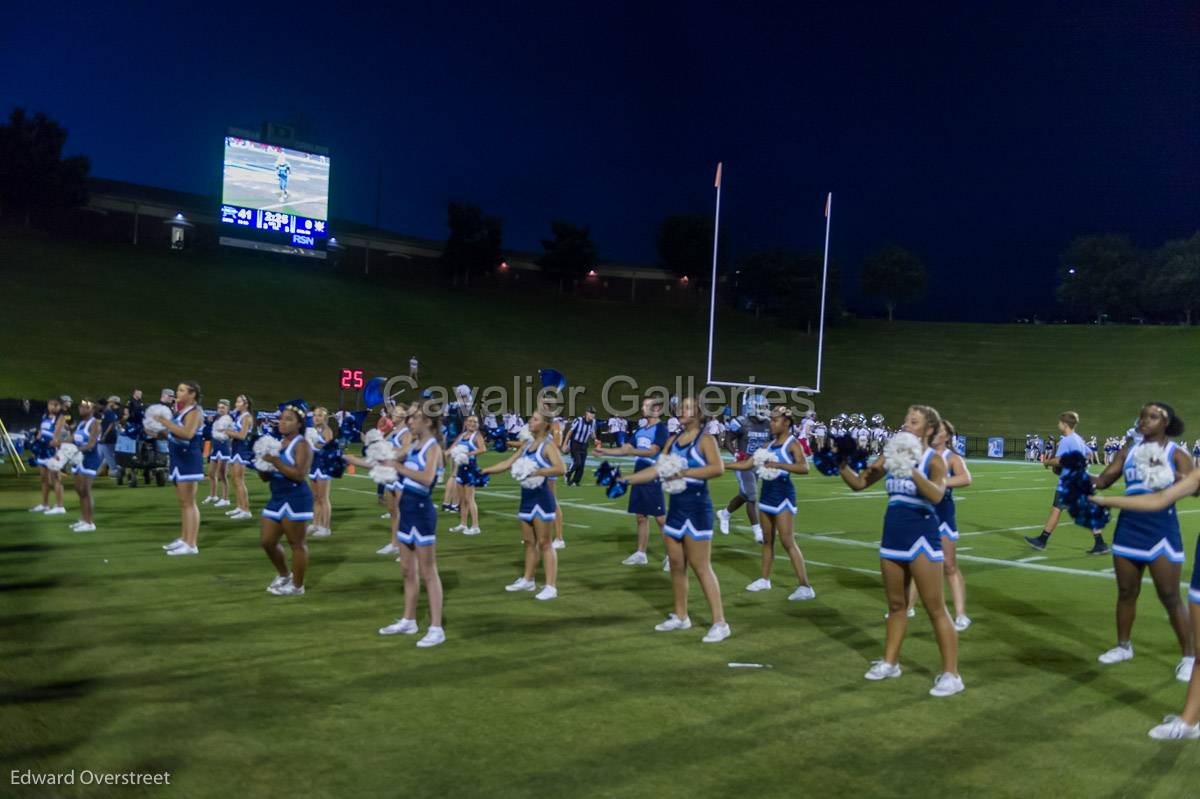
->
[[442, 201, 502, 287], [1056, 234, 1143, 324], [0, 108, 90, 227], [860, 245, 927, 321], [539, 220, 598, 294]]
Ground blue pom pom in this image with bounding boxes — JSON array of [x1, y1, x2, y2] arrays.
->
[[594, 461, 616, 485], [812, 450, 841, 476], [606, 480, 628, 499]]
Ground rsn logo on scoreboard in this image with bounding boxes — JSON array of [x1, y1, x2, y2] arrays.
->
[[292, 233, 315, 247]]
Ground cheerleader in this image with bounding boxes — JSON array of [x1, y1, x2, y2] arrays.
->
[[307, 407, 336, 538], [378, 404, 446, 646], [932, 419, 972, 631], [1091, 467, 1200, 738], [225, 395, 256, 520], [67, 399, 102, 532], [160, 381, 205, 556], [838, 404, 963, 696], [725, 406, 814, 599], [549, 413, 566, 549], [1025, 412, 1109, 554], [259, 405, 313, 596], [595, 397, 669, 566], [624, 397, 731, 643], [203, 399, 232, 507], [29, 396, 66, 514], [1085, 403, 1194, 681], [448, 415, 484, 535], [380, 405, 411, 553], [481, 409, 566, 601]]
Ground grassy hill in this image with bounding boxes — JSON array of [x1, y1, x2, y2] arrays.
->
[[3, 233, 1199, 440]]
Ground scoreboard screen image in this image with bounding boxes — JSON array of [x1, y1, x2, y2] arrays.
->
[[220, 137, 330, 253]]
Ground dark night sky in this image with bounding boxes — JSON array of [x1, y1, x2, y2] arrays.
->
[[4, 2, 1197, 320]]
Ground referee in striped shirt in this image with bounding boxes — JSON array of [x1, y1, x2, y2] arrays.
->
[[565, 406, 598, 486]]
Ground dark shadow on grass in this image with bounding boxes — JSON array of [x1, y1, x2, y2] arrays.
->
[[0, 678, 98, 705], [0, 577, 61, 592]]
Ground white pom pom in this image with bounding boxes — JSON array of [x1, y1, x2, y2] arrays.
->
[[511, 458, 536, 481], [517, 424, 533, 443], [252, 436, 282, 472], [363, 429, 384, 446], [883, 431, 923, 476], [1133, 442, 1175, 491], [212, 415, 234, 442], [663, 477, 687, 494], [752, 448, 782, 480], [305, 427, 322, 448], [370, 465, 398, 486], [57, 442, 83, 467], [142, 404, 172, 435], [365, 441, 394, 465], [520, 475, 546, 490], [655, 453, 688, 480], [450, 444, 470, 466], [44, 453, 67, 472]]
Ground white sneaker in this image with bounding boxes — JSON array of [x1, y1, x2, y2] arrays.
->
[[309, 527, 331, 538], [272, 581, 305, 596], [29, 504, 48, 512], [535, 585, 558, 601], [1148, 715, 1200, 740], [464, 527, 481, 536], [788, 585, 817, 601], [552, 539, 565, 550], [379, 618, 419, 636], [229, 509, 253, 520], [417, 626, 446, 647], [202, 495, 216, 504], [69, 521, 85, 531], [929, 672, 965, 697], [162, 538, 184, 551], [214, 499, 231, 508], [662, 557, 671, 572], [305, 523, 316, 533], [884, 608, 917, 620], [266, 574, 291, 592], [717, 508, 731, 535], [166, 544, 199, 556], [376, 543, 398, 555], [224, 508, 240, 516], [746, 578, 772, 592], [702, 622, 731, 643], [449, 524, 467, 533], [752, 524, 764, 544], [864, 660, 902, 680], [1177, 656, 1195, 683], [622, 551, 649, 566], [73, 522, 96, 533], [1098, 644, 1134, 665], [654, 613, 692, 631], [954, 615, 972, 632], [43, 506, 65, 516], [380, 512, 391, 519], [505, 577, 536, 592]]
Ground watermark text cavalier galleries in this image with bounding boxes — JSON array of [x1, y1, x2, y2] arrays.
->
[[11, 769, 171, 787], [381, 374, 815, 417]]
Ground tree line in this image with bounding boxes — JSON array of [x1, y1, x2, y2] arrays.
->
[[1057, 233, 1200, 325]]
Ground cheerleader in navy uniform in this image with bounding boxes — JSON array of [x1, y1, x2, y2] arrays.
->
[[1091, 462, 1200, 739], [306, 407, 336, 538], [258, 405, 313, 596], [1085, 403, 1194, 681], [624, 397, 731, 643], [381, 405, 412, 553], [595, 396, 669, 567], [225, 395, 256, 520], [549, 414, 567, 550], [203, 399, 232, 507], [160, 381, 205, 556], [378, 404, 446, 646], [29, 397, 66, 514], [839, 405, 963, 696], [932, 419, 973, 631], [481, 409, 566, 601], [448, 415, 484, 536], [726, 406, 814, 599], [67, 399, 102, 532]]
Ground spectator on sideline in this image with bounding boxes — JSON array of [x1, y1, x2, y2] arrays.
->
[[128, 388, 145, 423], [409, 355, 419, 382], [98, 395, 121, 479]]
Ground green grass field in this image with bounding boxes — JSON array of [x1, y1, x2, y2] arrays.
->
[[3, 457, 1198, 797], [4, 233, 1200, 441]]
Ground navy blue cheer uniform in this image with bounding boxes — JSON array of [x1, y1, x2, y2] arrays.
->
[[397, 438, 438, 547], [71, 418, 101, 477], [168, 405, 205, 483], [879, 448, 943, 562], [385, 427, 407, 493], [935, 449, 959, 541], [262, 436, 314, 522], [1111, 441, 1185, 563], [230, 412, 255, 465], [758, 435, 799, 517], [34, 413, 59, 466], [1190, 543, 1200, 607], [517, 440, 558, 523], [308, 429, 334, 481], [663, 434, 715, 541], [208, 413, 231, 462], [453, 432, 482, 485], [628, 420, 668, 517]]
